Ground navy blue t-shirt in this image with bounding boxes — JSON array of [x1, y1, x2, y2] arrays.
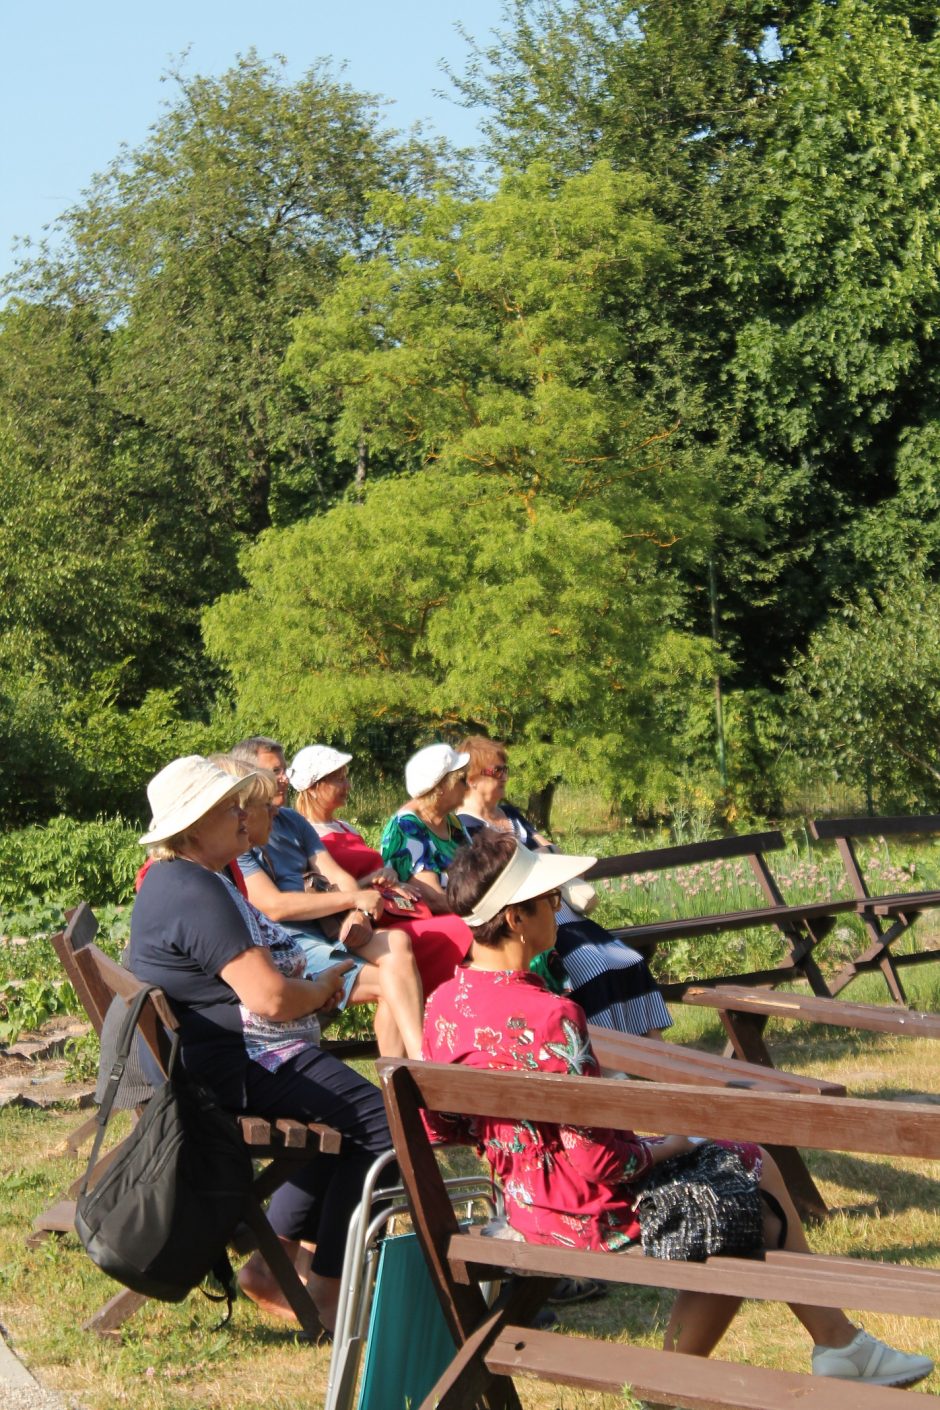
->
[[129, 859, 253, 1048]]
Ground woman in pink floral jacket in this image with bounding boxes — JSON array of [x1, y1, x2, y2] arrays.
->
[[421, 830, 933, 1387]]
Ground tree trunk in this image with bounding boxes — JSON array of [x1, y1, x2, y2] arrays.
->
[[526, 782, 555, 833], [355, 437, 368, 501]]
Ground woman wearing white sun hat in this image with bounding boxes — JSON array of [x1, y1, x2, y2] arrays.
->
[[129, 755, 393, 1334], [379, 743, 473, 914], [289, 743, 473, 997]]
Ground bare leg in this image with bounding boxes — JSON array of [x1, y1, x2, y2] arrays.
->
[[239, 1237, 339, 1329], [352, 927, 424, 1058], [665, 1149, 855, 1356], [372, 997, 404, 1057]]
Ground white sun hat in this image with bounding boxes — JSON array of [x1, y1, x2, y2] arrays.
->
[[139, 755, 256, 846], [463, 842, 598, 927], [405, 743, 471, 799], [287, 745, 353, 792]]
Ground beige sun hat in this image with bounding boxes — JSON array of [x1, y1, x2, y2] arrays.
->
[[462, 842, 598, 927], [139, 755, 257, 846]]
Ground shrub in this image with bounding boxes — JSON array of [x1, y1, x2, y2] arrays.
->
[[0, 816, 141, 910]]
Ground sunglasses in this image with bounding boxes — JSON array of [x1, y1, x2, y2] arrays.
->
[[480, 765, 510, 780], [540, 889, 562, 911]]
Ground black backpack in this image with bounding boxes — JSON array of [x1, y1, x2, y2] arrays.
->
[[75, 985, 254, 1313]]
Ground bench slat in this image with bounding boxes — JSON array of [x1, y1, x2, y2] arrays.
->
[[405, 1066, 940, 1158], [582, 830, 786, 880], [684, 986, 940, 1039], [587, 1027, 846, 1095], [486, 1326, 917, 1408], [451, 1235, 940, 1316]]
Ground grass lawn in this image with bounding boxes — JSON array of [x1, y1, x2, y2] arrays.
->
[[0, 1008, 938, 1409]]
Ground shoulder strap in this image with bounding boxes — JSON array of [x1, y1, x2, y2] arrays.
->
[[79, 984, 177, 1196]]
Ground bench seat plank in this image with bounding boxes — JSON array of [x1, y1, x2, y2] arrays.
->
[[587, 1026, 846, 1095], [451, 1235, 940, 1316], [683, 986, 940, 1039], [486, 1326, 918, 1409], [607, 897, 860, 947]]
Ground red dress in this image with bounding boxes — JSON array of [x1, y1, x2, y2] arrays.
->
[[315, 820, 472, 997], [423, 967, 760, 1252]]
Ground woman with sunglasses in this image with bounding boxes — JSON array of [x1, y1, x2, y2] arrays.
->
[[457, 735, 670, 1039], [288, 743, 473, 997], [425, 829, 933, 1388]]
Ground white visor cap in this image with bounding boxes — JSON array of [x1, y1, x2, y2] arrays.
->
[[464, 842, 597, 927]]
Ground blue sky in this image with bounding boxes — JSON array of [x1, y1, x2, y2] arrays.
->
[[0, 0, 508, 284]]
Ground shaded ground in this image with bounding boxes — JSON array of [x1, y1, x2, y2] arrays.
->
[[0, 1018, 93, 1111]]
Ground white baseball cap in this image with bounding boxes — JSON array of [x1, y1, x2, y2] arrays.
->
[[139, 756, 256, 846], [405, 743, 471, 799], [462, 842, 597, 926], [287, 745, 353, 792]]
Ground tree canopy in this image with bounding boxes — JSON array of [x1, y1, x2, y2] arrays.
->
[[5, 8, 940, 825]]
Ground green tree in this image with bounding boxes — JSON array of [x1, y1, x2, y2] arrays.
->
[[286, 161, 706, 547], [728, 1, 940, 670], [450, 0, 940, 703], [209, 162, 717, 811], [788, 566, 940, 808], [0, 55, 452, 819], [204, 467, 712, 811]]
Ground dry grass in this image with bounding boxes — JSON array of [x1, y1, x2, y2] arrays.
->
[[0, 1029, 937, 1408]]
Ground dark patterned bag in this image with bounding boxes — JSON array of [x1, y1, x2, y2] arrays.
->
[[636, 1141, 763, 1261]]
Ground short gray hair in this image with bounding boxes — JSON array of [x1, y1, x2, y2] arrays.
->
[[230, 736, 283, 765]]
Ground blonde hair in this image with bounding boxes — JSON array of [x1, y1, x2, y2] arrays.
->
[[209, 753, 278, 807]]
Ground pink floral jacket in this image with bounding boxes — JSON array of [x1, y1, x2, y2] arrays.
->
[[422, 966, 656, 1251]]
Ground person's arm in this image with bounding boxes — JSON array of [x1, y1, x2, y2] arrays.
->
[[410, 869, 452, 913], [219, 945, 353, 1021], [243, 865, 369, 924], [311, 848, 360, 895]]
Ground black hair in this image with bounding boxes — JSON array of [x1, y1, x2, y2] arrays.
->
[[447, 829, 538, 947]]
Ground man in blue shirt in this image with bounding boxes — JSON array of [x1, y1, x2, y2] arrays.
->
[[228, 737, 423, 1058]]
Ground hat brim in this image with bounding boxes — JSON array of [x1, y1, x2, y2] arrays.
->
[[139, 773, 254, 846], [464, 846, 597, 926]]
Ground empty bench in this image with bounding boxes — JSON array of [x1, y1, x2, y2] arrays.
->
[[582, 831, 859, 1000], [810, 814, 940, 1004]]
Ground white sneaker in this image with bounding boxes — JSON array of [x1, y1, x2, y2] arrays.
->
[[812, 1328, 934, 1387]]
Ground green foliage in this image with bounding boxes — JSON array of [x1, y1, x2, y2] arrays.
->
[[0, 817, 142, 910], [788, 566, 940, 809], [205, 464, 714, 807], [0, 55, 453, 828]]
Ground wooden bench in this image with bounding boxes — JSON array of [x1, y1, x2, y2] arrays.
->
[[587, 1026, 845, 1221], [582, 831, 859, 1000], [809, 815, 940, 1004], [683, 985, 940, 1078], [42, 907, 341, 1339], [380, 1058, 940, 1410]]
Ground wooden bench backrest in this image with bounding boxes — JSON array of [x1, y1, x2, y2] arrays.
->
[[582, 830, 800, 922], [582, 829, 785, 882], [69, 938, 178, 1076], [380, 1059, 940, 1162], [52, 904, 109, 1035], [810, 815, 940, 842]]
